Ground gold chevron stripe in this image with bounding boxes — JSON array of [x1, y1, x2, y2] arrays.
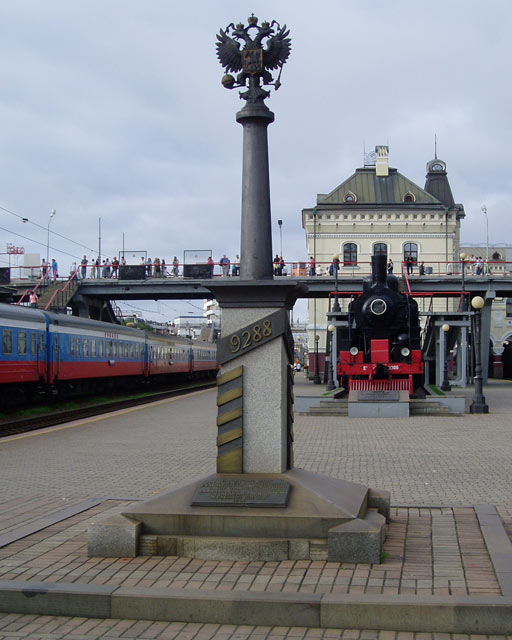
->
[[216, 406, 243, 426], [217, 366, 243, 386], [217, 386, 243, 406], [216, 426, 243, 446]]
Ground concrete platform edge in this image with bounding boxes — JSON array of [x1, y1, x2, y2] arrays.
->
[[0, 580, 512, 633]]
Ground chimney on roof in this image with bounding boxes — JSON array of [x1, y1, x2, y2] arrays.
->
[[375, 145, 389, 177]]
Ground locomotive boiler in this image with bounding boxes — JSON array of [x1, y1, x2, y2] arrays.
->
[[337, 254, 424, 396]]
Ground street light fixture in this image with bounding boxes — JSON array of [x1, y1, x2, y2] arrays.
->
[[470, 296, 489, 413], [481, 205, 489, 263], [460, 252, 467, 311], [46, 209, 56, 266], [277, 219, 283, 257], [440, 323, 451, 392], [313, 334, 321, 384]]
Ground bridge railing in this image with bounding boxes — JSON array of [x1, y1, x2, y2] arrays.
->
[[8, 259, 512, 283]]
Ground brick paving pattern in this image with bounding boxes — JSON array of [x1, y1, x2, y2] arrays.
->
[[0, 503, 501, 597], [1, 380, 512, 637], [0, 613, 511, 639]]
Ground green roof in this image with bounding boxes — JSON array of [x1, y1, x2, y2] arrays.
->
[[317, 167, 442, 206]]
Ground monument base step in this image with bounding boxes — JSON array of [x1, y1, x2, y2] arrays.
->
[[88, 469, 390, 564], [136, 509, 385, 562]]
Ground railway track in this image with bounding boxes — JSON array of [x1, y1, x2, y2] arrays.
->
[[0, 381, 216, 437]]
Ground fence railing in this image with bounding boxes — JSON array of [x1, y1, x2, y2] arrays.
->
[[8, 260, 512, 281]]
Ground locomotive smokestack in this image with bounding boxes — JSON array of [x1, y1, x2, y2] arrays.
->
[[371, 255, 387, 285]]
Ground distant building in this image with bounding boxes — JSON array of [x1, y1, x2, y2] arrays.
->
[[173, 314, 209, 339], [302, 145, 465, 372]]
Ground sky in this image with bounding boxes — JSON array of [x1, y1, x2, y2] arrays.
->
[[0, 0, 510, 323]]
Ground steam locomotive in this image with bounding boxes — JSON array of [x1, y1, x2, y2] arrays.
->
[[336, 255, 424, 396]]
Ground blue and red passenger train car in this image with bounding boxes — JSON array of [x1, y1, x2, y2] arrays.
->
[[0, 303, 217, 405]]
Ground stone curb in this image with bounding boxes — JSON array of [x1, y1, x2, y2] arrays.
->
[[1, 580, 511, 634]]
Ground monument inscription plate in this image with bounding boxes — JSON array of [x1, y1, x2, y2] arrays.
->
[[191, 478, 291, 508], [358, 390, 400, 402]]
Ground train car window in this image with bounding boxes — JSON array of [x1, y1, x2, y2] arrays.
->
[[18, 332, 27, 355], [76, 337, 81, 357], [2, 329, 12, 354], [70, 336, 75, 356], [130, 343, 134, 358], [30, 333, 36, 356], [124, 342, 128, 358], [39, 334, 44, 353], [53, 335, 58, 352], [91, 339, 97, 357], [83, 339, 89, 357], [99, 340, 104, 357]]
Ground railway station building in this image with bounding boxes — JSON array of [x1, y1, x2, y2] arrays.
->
[[302, 145, 466, 374]]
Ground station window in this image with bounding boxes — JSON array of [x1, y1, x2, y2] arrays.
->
[[70, 336, 75, 356], [506, 298, 512, 317], [18, 332, 27, 355], [83, 339, 89, 357], [373, 243, 387, 256], [30, 333, 36, 356], [2, 329, 12, 354], [343, 242, 358, 266], [404, 242, 418, 264]]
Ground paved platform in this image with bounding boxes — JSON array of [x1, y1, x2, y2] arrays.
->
[[0, 381, 512, 637]]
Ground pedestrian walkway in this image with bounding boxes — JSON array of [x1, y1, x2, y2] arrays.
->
[[0, 382, 512, 636]]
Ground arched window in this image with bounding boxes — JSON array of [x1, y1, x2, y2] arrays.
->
[[403, 191, 416, 203], [373, 243, 387, 256], [492, 251, 502, 260], [344, 191, 357, 203], [343, 243, 357, 266], [403, 243, 418, 264]]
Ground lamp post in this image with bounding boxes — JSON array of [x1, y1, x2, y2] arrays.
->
[[46, 209, 56, 266], [313, 334, 321, 384], [326, 324, 336, 390], [277, 219, 283, 257], [470, 296, 489, 413], [481, 205, 489, 263], [460, 252, 467, 311], [333, 254, 340, 312], [440, 323, 451, 392]]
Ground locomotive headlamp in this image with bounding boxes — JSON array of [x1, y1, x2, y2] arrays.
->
[[370, 298, 387, 315], [350, 346, 359, 356], [400, 347, 410, 357]]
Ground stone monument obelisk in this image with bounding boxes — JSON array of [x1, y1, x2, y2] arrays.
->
[[89, 15, 389, 563]]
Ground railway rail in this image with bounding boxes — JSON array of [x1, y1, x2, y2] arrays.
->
[[0, 381, 216, 438]]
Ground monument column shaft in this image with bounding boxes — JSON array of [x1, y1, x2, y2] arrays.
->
[[237, 107, 275, 280]]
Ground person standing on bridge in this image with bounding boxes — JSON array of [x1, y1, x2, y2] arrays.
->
[[80, 255, 87, 279], [219, 254, 230, 277], [51, 258, 58, 281]]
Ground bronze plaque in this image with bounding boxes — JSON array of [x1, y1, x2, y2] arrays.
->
[[358, 390, 400, 402], [191, 477, 291, 508]]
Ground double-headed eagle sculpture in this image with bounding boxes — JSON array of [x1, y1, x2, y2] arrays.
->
[[216, 15, 291, 103]]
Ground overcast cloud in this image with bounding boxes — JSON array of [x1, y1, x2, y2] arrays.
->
[[0, 0, 510, 322]]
